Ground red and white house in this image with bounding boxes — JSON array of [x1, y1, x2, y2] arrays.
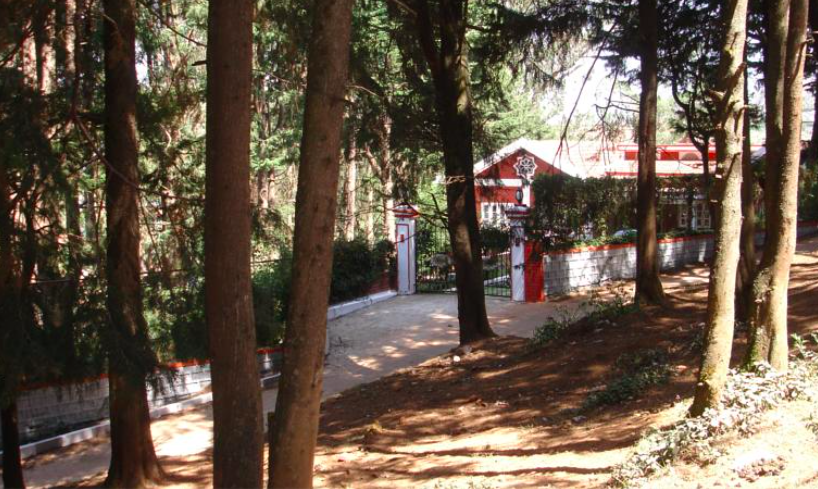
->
[[473, 138, 762, 229]]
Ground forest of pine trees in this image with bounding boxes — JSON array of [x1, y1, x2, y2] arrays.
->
[[1, 0, 817, 487]]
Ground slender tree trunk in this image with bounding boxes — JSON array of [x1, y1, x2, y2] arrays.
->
[[635, 0, 665, 305], [381, 169, 395, 242], [378, 115, 395, 241], [267, 0, 354, 487], [415, 0, 495, 344], [1, 402, 25, 489], [365, 163, 375, 243], [690, 0, 748, 417], [102, 0, 162, 486], [205, 1, 263, 487], [737, 64, 756, 321], [343, 137, 358, 241], [808, 0, 818, 162], [744, 0, 806, 371]]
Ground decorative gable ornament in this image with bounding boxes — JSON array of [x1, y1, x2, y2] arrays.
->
[[514, 155, 536, 181]]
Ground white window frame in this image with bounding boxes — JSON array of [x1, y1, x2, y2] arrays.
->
[[481, 202, 516, 227], [678, 202, 712, 230]]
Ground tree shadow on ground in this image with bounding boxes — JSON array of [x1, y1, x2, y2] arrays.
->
[[314, 281, 711, 488]]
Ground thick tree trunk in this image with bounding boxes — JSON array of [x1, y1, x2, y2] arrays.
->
[[204, 1, 264, 488], [0, 94, 25, 489], [744, 0, 806, 371], [634, 0, 665, 305], [415, 0, 495, 344], [736, 66, 756, 322], [267, 0, 354, 487], [102, 0, 162, 486], [690, 0, 748, 417], [1, 402, 25, 489]]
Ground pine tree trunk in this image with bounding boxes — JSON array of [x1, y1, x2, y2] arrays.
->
[[343, 139, 358, 241], [0, 138, 25, 489], [744, 0, 806, 371], [102, 0, 162, 486], [1, 402, 25, 489], [379, 115, 395, 242], [365, 165, 375, 243], [736, 66, 756, 322], [690, 0, 748, 417], [635, 0, 665, 305], [381, 170, 395, 242], [267, 0, 354, 487], [808, 0, 818, 162], [204, 0, 264, 487], [415, 0, 495, 344]]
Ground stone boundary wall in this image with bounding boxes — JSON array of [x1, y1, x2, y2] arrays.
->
[[3, 283, 401, 447], [543, 222, 818, 296], [5, 348, 282, 445]]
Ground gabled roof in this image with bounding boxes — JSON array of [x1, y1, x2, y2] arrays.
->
[[475, 138, 764, 179], [473, 138, 597, 179]]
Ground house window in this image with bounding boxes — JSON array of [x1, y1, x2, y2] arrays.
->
[[481, 202, 515, 227], [679, 202, 712, 230]]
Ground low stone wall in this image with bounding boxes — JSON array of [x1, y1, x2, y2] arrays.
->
[[5, 348, 281, 445], [543, 235, 714, 296], [543, 222, 818, 296]]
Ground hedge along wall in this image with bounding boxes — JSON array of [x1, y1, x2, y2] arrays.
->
[[543, 222, 818, 296], [3, 348, 282, 445]]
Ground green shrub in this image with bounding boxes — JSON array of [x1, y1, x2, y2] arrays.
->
[[252, 249, 293, 347], [330, 238, 395, 304], [531, 290, 635, 347], [582, 349, 670, 410], [531, 173, 635, 246], [531, 307, 577, 346]]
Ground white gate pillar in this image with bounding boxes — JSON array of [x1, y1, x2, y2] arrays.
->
[[506, 205, 530, 302], [394, 204, 419, 295]]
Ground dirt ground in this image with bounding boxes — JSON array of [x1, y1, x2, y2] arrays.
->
[[7, 238, 818, 489]]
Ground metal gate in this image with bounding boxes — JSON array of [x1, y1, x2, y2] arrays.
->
[[415, 219, 511, 298]]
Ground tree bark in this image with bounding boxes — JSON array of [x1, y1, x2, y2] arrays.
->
[[1, 163, 24, 488], [808, 0, 818, 162], [690, 0, 748, 417], [414, 0, 495, 344], [102, 0, 163, 486], [743, 0, 806, 371], [635, 0, 665, 305], [267, 0, 354, 487], [1, 402, 25, 489], [343, 136, 358, 241], [204, 0, 264, 487], [736, 67, 756, 322], [378, 115, 395, 242], [365, 162, 376, 243], [0, 52, 27, 489]]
